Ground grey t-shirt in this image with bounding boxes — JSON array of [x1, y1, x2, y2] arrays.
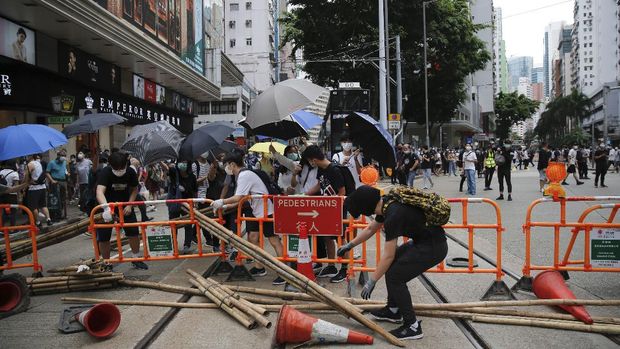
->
[[76, 159, 93, 185]]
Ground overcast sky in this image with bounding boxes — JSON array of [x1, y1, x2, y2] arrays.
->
[[494, 0, 574, 66]]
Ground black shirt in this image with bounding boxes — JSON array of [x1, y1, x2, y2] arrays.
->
[[382, 202, 446, 243], [168, 168, 198, 199], [594, 149, 608, 167], [401, 152, 419, 171], [537, 149, 551, 170], [316, 164, 344, 196], [497, 148, 513, 171], [97, 166, 138, 203], [420, 152, 433, 169]]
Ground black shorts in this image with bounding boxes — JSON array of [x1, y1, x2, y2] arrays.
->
[[246, 214, 275, 238], [96, 211, 140, 242], [26, 189, 47, 210], [567, 164, 576, 173]]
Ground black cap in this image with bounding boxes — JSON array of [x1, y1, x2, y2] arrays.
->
[[344, 185, 381, 218]]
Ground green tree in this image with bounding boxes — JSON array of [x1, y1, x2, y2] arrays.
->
[[281, 0, 490, 142], [494, 91, 539, 140], [535, 89, 592, 144]]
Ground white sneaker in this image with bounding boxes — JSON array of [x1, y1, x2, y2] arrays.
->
[[353, 247, 362, 259]]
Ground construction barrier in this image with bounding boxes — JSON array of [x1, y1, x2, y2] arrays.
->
[[514, 196, 620, 292], [89, 199, 230, 271], [0, 204, 42, 274]]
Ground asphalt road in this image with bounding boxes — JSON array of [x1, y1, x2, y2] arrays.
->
[[1, 166, 619, 348]]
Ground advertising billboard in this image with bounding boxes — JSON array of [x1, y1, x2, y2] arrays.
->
[[133, 74, 145, 99], [57, 42, 120, 92], [144, 78, 156, 103], [156, 84, 166, 105], [181, 0, 204, 74], [0, 17, 36, 65]]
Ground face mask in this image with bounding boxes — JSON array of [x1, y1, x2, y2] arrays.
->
[[404, 150, 411, 154], [504, 144, 511, 149], [310, 161, 317, 169], [218, 161, 224, 169], [600, 144, 605, 148], [177, 163, 187, 172], [287, 153, 299, 161], [465, 146, 472, 151], [112, 168, 126, 177], [224, 164, 234, 176], [77, 154, 84, 160], [341, 143, 352, 151], [573, 146, 578, 150]]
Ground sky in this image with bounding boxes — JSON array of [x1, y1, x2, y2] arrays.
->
[[494, 0, 574, 66]]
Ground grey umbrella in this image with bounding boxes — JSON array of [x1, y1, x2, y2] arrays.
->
[[245, 79, 326, 130], [127, 120, 178, 139], [121, 129, 184, 166], [62, 113, 126, 138], [179, 121, 235, 160]]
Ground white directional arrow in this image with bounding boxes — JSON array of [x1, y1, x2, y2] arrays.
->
[[297, 210, 319, 219]]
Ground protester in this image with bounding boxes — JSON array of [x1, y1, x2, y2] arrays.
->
[[463, 144, 478, 195], [46, 149, 68, 219], [537, 142, 552, 193], [447, 149, 457, 176], [419, 146, 434, 189], [577, 144, 589, 179], [332, 134, 363, 188], [496, 141, 513, 201], [277, 146, 301, 194], [25, 154, 52, 227], [129, 158, 152, 223], [338, 186, 447, 340], [211, 150, 285, 285], [594, 143, 609, 188], [483, 144, 496, 191], [164, 160, 198, 253], [192, 154, 218, 248], [75, 152, 92, 209], [0, 159, 25, 226], [563, 144, 584, 186], [95, 151, 148, 270], [399, 144, 419, 188]]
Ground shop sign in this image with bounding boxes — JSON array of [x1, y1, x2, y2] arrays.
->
[[1, 73, 11, 96], [93, 92, 181, 126], [50, 92, 75, 113], [47, 115, 74, 124]]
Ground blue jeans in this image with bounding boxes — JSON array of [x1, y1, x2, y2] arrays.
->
[[407, 171, 416, 187], [422, 169, 434, 188], [465, 169, 476, 195], [448, 161, 456, 176]]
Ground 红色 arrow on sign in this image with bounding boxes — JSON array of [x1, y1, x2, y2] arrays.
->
[[297, 210, 319, 219]]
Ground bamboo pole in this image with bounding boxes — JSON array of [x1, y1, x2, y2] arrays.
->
[[471, 314, 620, 335], [62, 297, 219, 309], [118, 279, 204, 296], [31, 282, 116, 295], [457, 307, 620, 325], [408, 299, 620, 309], [29, 276, 123, 289], [204, 278, 268, 315], [28, 272, 123, 284], [189, 279, 256, 330], [187, 205, 405, 347]]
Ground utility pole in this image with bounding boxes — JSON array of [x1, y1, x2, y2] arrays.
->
[[378, 0, 388, 130], [395, 35, 403, 143], [423, 1, 431, 147], [384, 0, 390, 115]]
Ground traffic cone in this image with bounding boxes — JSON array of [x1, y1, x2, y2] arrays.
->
[[0, 273, 29, 319], [532, 270, 593, 324], [296, 223, 316, 282], [75, 303, 121, 338], [274, 305, 373, 346]]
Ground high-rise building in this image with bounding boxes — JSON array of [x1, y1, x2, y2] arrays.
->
[[508, 56, 533, 92], [544, 21, 565, 98], [517, 77, 533, 99], [531, 67, 544, 84], [493, 7, 509, 96], [553, 24, 573, 98], [499, 40, 509, 93], [532, 82, 544, 102]]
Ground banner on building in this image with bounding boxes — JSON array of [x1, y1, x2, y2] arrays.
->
[[0, 16, 36, 65]]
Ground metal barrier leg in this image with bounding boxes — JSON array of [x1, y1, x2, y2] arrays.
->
[[225, 264, 255, 282], [204, 257, 234, 277], [481, 280, 516, 300], [512, 276, 533, 292]]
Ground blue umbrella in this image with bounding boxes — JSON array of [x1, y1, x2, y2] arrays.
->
[[290, 109, 323, 130], [345, 112, 396, 168], [0, 124, 68, 161]]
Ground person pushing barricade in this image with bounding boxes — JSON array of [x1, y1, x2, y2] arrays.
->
[[337, 185, 449, 340]]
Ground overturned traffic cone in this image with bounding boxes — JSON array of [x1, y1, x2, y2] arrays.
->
[[296, 223, 316, 282], [75, 303, 121, 339], [274, 305, 373, 346], [533, 270, 593, 324], [0, 273, 30, 319]]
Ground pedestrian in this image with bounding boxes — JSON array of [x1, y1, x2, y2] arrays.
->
[[332, 134, 363, 188], [68, 154, 78, 203], [337, 185, 447, 340], [609, 146, 617, 173], [463, 144, 477, 195], [210, 150, 285, 285], [419, 146, 434, 189], [537, 142, 552, 193], [46, 149, 69, 219], [129, 158, 152, 223], [458, 147, 467, 192], [594, 143, 609, 188], [75, 152, 92, 209], [95, 151, 148, 270], [145, 163, 163, 201], [192, 153, 218, 249], [522, 148, 530, 170], [475, 147, 484, 178], [276, 146, 301, 194], [25, 154, 52, 227], [447, 149, 457, 176], [483, 144, 496, 191], [399, 144, 419, 188], [496, 141, 513, 201], [165, 160, 199, 253], [614, 147, 620, 173], [392, 144, 402, 184], [577, 145, 589, 179], [0, 159, 24, 226], [563, 144, 584, 186]]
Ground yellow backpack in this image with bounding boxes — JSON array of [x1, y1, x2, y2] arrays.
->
[[382, 186, 451, 227]]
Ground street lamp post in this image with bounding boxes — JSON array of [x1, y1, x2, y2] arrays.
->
[[423, 0, 437, 147]]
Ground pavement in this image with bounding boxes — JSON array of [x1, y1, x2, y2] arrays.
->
[[1, 166, 619, 348]]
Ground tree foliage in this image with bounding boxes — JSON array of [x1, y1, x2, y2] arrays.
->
[[534, 89, 593, 144], [494, 91, 539, 141], [281, 0, 490, 133]]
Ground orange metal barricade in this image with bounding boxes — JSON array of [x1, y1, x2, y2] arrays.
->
[[89, 199, 227, 264], [0, 204, 42, 273], [515, 196, 620, 291]]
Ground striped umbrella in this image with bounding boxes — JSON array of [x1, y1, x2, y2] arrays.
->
[[127, 120, 178, 140], [121, 129, 184, 165]]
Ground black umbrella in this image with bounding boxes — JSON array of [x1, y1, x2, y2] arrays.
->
[[178, 121, 235, 160], [345, 112, 396, 168], [62, 113, 126, 138], [121, 129, 184, 165], [239, 118, 307, 140]]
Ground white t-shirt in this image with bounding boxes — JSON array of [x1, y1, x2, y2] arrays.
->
[[0, 169, 20, 196], [299, 166, 318, 194], [463, 151, 477, 170], [192, 161, 210, 199], [568, 148, 578, 165], [332, 152, 363, 188], [28, 160, 46, 191], [235, 170, 274, 218], [277, 170, 301, 194]]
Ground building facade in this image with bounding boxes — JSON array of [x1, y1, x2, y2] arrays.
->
[[507, 56, 533, 93], [544, 21, 565, 98]]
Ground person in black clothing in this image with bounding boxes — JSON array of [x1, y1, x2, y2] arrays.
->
[[96, 151, 147, 270], [537, 142, 551, 193], [496, 141, 513, 201], [458, 147, 467, 192], [419, 146, 434, 189], [337, 186, 448, 340], [577, 145, 589, 179], [165, 161, 198, 253], [400, 144, 419, 187], [594, 144, 609, 188]]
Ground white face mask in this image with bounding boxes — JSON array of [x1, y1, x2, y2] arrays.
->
[[600, 144, 605, 148], [465, 146, 472, 151], [341, 142, 353, 151], [224, 164, 234, 176], [573, 146, 578, 150], [112, 168, 126, 177]]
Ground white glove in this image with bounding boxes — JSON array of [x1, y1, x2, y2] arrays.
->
[[102, 204, 113, 223], [76, 265, 90, 273], [179, 185, 185, 192], [211, 199, 224, 212]]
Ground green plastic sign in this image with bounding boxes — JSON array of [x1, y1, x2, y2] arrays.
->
[[146, 226, 173, 257], [47, 116, 74, 124], [287, 235, 313, 258], [590, 228, 620, 268]]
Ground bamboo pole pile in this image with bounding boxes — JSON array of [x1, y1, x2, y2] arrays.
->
[[27, 259, 124, 295]]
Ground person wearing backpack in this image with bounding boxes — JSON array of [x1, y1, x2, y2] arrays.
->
[[210, 150, 285, 285], [496, 141, 513, 201], [1, 159, 25, 226], [332, 134, 363, 189], [337, 185, 448, 340], [25, 154, 52, 227]]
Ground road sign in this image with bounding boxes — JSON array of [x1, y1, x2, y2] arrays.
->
[[388, 113, 400, 121], [591, 228, 620, 268], [338, 82, 361, 89], [146, 226, 174, 257], [273, 196, 343, 236], [388, 120, 401, 130], [47, 116, 74, 124]]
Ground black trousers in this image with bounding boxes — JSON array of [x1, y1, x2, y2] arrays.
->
[[497, 168, 512, 194], [136, 193, 149, 221], [595, 166, 607, 186], [484, 167, 495, 188], [459, 174, 466, 191], [386, 237, 448, 324], [578, 161, 588, 178]]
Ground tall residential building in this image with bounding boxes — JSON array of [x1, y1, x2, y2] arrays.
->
[[499, 40, 509, 93], [517, 77, 533, 99], [508, 56, 533, 92], [493, 7, 508, 95], [531, 67, 544, 84], [544, 21, 565, 98], [571, 0, 620, 96], [553, 24, 573, 98], [532, 82, 544, 102]]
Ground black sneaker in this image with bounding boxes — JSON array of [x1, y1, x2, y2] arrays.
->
[[131, 261, 149, 270], [601, 184, 608, 188], [312, 262, 323, 273], [330, 268, 348, 283], [249, 267, 267, 277], [272, 276, 286, 285], [317, 265, 338, 278], [496, 195, 504, 200], [577, 181, 584, 185], [389, 321, 423, 340], [507, 195, 513, 201], [102, 263, 114, 272], [46, 219, 53, 227], [562, 181, 569, 185], [369, 306, 403, 323]]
